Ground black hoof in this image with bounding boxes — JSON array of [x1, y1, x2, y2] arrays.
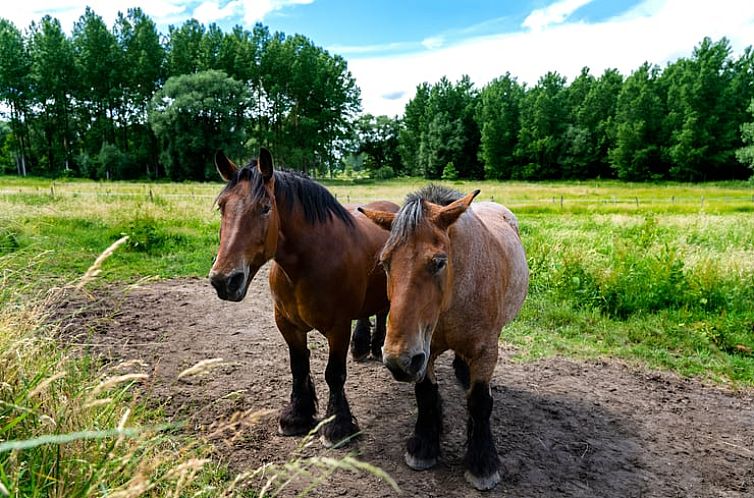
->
[[465, 469, 501, 491], [405, 434, 440, 470], [278, 405, 316, 436], [351, 349, 370, 362], [370, 347, 383, 361], [320, 417, 360, 448], [350, 337, 371, 362]]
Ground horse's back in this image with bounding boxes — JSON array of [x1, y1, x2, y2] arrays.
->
[[471, 201, 520, 238], [465, 201, 528, 324]]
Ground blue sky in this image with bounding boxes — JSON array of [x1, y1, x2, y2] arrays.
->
[[6, 0, 754, 116]]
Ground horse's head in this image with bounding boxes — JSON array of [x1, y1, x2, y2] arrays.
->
[[209, 148, 279, 302], [360, 189, 479, 382]]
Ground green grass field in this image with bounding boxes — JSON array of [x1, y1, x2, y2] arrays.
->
[[2, 176, 753, 382], [1, 175, 753, 494]]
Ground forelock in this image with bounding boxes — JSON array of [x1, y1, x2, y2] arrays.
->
[[383, 184, 462, 254]]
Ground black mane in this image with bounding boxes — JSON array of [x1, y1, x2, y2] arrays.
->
[[222, 160, 354, 228], [385, 184, 462, 250]]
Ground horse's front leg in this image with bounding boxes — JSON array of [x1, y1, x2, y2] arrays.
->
[[405, 358, 442, 470], [276, 312, 317, 436], [321, 322, 359, 447], [464, 354, 500, 491]]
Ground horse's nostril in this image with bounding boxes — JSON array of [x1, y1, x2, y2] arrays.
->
[[409, 352, 426, 375], [210, 275, 224, 291], [226, 271, 245, 293]]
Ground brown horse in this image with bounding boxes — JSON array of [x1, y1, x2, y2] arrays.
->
[[209, 148, 398, 446], [360, 185, 529, 490]]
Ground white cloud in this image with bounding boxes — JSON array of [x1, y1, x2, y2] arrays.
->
[[239, 0, 313, 25], [193, 1, 241, 24], [1, 0, 187, 31], [421, 35, 444, 50], [327, 41, 415, 55], [348, 0, 754, 117], [522, 0, 594, 31], [1, 0, 312, 32]]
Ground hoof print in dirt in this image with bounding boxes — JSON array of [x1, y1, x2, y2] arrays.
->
[[404, 451, 437, 471], [464, 469, 500, 491]]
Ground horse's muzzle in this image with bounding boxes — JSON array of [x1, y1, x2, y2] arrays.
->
[[209, 270, 247, 302], [383, 351, 427, 383]]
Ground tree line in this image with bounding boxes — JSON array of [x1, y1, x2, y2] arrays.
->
[[1, 9, 753, 183], [360, 37, 754, 182], [0, 8, 359, 180]]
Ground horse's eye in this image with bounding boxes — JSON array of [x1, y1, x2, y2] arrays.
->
[[260, 204, 271, 215], [430, 256, 447, 274], [380, 260, 390, 272]]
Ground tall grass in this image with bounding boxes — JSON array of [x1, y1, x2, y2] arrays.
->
[[511, 212, 754, 383], [0, 245, 226, 496], [0, 239, 396, 496]]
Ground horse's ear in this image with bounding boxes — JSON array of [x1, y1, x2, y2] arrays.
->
[[258, 147, 274, 182], [358, 207, 396, 231], [215, 150, 238, 182], [433, 189, 480, 230]]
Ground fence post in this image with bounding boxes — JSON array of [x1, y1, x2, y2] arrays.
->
[[560, 195, 564, 208]]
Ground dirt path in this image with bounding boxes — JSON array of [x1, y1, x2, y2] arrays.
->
[[61, 266, 754, 497]]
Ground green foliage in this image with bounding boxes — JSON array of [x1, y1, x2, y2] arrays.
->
[[28, 16, 77, 175], [398, 37, 754, 182], [514, 71, 568, 179], [373, 165, 396, 179], [738, 99, 754, 174], [0, 10, 360, 180], [149, 70, 249, 181], [477, 73, 523, 179], [110, 216, 187, 254], [517, 209, 754, 383], [258, 33, 360, 174], [355, 114, 402, 175], [441, 161, 458, 180], [400, 76, 481, 179], [609, 63, 666, 180], [0, 224, 21, 254]]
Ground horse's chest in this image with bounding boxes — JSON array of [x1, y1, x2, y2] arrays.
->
[[271, 277, 356, 331]]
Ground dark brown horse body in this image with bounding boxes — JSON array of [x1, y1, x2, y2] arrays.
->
[[209, 148, 397, 445]]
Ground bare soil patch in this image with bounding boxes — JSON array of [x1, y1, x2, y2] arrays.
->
[[58, 266, 754, 497]]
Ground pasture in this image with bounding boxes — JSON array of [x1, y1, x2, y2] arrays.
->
[[1, 176, 753, 495]]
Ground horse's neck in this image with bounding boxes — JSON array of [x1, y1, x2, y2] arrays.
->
[[273, 201, 351, 279], [448, 211, 493, 295]]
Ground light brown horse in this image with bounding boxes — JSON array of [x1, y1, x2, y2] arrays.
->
[[360, 184, 528, 490], [209, 148, 398, 446]]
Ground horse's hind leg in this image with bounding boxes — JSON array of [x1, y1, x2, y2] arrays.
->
[[452, 354, 470, 390], [405, 359, 441, 471], [463, 357, 500, 491], [277, 314, 317, 436], [370, 311, 387, 360], [321, 322, 359, 447], [350, 318, 372, 362]]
